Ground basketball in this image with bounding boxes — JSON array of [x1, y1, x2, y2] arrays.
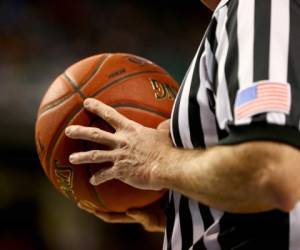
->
[[35, 53, 179, 213]]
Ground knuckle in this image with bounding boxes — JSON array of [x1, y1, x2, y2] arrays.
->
[[116, 149, 127, 160], [97, 170, 106, 178], [90, 151, 99, 161], [102, 110, 110, 120], [74, 126, 84, 135], [94, 102, 99, 109], [118, 139, 128, 148], [91, 130, 100, 140], [99, 215, 109, 222], [91, 100, 100, 110], [125, 122, 139, 133], [115, 169, 124, 179]]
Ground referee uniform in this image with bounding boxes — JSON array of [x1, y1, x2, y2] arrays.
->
[[164, 0, 300, 249]]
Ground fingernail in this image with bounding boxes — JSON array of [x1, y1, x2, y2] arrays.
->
[[127, 210, 138, 216], [69, 155, 75, 163], [90, 176, 97, 185], [84, 98, 91, 107], [65, 127, 72, 136]]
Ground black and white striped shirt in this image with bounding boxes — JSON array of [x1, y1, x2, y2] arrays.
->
[[163, 0, 300, 249]]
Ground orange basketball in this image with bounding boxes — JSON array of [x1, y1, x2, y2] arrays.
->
[[35, 53, 179, 213]]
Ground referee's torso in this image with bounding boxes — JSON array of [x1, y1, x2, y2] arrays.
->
[[164, 0, 300, 249]]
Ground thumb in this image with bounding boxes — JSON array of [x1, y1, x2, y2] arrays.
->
[[127, 209, 165, 233], [127, 209, 149, 223], [157, 119, 170, 131]]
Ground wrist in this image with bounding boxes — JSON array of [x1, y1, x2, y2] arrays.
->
[[150, 146, 188, 190]]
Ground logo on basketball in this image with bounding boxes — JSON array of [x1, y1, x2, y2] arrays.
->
[[150, 79, 177, 100], [54, 161, 75, 200]]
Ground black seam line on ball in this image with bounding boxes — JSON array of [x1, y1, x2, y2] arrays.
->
[[38, 92, 73, 116], [91, 70, 169, 97], [86, 165, 110, 210], [46, 106, 83, 166], [79, 54, 112, 89], [64, 54, 112, 96], [63, 73, 87, 99]]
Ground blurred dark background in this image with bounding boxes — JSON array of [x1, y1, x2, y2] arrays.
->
[[0, 0, 210, 249]]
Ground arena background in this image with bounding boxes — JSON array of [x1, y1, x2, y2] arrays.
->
[[0, 1, 210, 249]]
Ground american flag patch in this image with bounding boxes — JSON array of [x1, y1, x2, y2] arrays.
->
[[234, 81, 291, 121]]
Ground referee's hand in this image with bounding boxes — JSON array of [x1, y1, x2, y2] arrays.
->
[[77, 199, 166, 233], [65, 98, 173, 191]]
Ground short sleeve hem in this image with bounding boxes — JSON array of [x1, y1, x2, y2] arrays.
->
[[219, 124, 300, 149]]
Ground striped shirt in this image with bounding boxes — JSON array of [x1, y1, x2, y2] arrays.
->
[[163, 0, 300, 249]]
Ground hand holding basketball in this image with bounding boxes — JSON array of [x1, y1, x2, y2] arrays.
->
[[36, 53, 179, 212], [65, 98, 172, 191]]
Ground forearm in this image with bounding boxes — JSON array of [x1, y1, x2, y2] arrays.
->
[[154, 142, 297, 213], [66, 100, 300, 213]]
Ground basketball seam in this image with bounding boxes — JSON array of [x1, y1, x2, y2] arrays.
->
[[78, 54, 112, 88], [38, 92, 73, 115], [90, 70, 168, 98], [63, 73, 87, 99], [46, 105, 83, 178], [84, 117, 111, 210], [86, 162, 110, 211]]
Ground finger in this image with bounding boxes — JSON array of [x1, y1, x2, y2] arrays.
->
[[157, 119, 170, 131], [93, 211, 136, 223], [126, 210, 150, 224], [77, 202, 94, 214], [65, 125, 125, 147], [127, 210, 165, 232], [84, 98, 129, 129], [69, 150, 120, 164], [89, 167, 117, 185]]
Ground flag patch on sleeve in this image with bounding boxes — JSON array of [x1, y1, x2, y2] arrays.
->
[[234, 81, 291, 121]]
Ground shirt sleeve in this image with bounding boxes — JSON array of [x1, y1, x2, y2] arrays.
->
[[210, 0, 300, 149]]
